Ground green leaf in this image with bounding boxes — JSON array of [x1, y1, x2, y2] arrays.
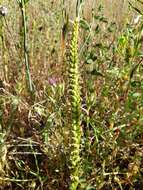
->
[[80, 19, 90, 31], [87, 69, 104, 77], [24, 0, 30, 4], [132, 92, 141, 98], [86, 59, 93, 64]]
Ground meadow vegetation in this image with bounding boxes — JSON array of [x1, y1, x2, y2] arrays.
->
[[0, 0, 143, 189]]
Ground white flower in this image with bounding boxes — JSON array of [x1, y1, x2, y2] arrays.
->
[[0, 6, 8, 16], [133, 15, 142, 25]]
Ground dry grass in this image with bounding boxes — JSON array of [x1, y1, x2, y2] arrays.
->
[[0, 0, 143, 189]]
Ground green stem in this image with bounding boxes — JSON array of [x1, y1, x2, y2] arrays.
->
[[21, 1, 33, 93]]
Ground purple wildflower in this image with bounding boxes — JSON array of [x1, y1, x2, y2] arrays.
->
[[48, 77, 59, 86]]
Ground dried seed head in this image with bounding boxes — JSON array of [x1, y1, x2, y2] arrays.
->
[[0, 6, 8, 16]]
